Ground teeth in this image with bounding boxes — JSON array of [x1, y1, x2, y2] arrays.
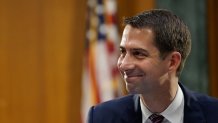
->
[[123, 73, 127, 79], [123, 71, 143, 78], [123, 71, 127, 77]]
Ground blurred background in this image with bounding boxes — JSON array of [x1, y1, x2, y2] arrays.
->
[[0, 0, 217, 123]]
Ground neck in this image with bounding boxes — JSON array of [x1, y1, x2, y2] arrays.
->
[[140, 79, 178, 113]]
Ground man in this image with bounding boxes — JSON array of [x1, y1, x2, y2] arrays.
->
[[87, 9, 218, 123]]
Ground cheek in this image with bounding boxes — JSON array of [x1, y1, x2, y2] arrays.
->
[[117, 58, 124, 76], [139, 61, 156, 74]]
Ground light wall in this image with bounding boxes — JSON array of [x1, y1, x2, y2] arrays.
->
[[0, 0, 86, 123]]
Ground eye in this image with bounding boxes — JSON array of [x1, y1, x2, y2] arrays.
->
[[119, 47, 126, 54], [132, 50, 147, 59], [119, 47, 126, 57]]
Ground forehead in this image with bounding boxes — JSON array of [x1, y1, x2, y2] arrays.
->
[[120, 25, 156, 50]]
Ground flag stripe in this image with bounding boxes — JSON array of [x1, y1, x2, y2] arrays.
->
[[81, 0, 123, 122], [89, 45, 100, 103]]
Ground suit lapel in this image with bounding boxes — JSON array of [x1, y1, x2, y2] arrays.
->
[[180, 83, 206, 123], [123, 95, 142, 123], [123, 84, 206, 123]]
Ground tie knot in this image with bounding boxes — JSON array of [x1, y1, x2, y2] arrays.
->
[[149, 114, 164, 123]]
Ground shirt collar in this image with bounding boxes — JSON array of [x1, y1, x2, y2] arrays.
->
[[140, 85, 184, 123]]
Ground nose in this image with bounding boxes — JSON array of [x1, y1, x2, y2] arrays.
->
[[117, 54, 135, 72]]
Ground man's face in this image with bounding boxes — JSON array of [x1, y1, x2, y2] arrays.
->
[[117, 25, 170, 94]]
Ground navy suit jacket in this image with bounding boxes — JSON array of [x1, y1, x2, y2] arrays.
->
[[87, 83, 218, 123]]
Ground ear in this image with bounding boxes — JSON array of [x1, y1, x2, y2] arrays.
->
[[168, 51, 181, 72]]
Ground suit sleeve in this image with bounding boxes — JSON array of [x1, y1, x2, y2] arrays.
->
[[87, 106, 95, 123]]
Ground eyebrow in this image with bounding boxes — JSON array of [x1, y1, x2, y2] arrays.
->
[[119, 46, 149, 53], [131, 48, 147, 52]]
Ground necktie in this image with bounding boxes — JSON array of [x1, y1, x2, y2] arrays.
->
[[149, 114, 164, 123]]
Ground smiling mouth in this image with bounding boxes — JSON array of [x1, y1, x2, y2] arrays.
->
[[124, 74, 143, 82]]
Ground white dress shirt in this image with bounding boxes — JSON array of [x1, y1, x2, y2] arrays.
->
[[140, 85, 184, 123]]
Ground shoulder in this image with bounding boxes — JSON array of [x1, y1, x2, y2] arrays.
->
[[181, 83, 218, 109], [181, 83, 218, 117], [180, 83, 218, 107], [180, 83, 218, 122], [91, 94, 136, 113], [193, 92, 218, 122], [87, 94, 139, 123], [194, 92, 218, 110], [181, 83, 218, 110]]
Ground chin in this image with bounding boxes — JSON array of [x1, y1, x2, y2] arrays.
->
[[126, 86, 140, 94]]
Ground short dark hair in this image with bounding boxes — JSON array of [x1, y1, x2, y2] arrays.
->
[[124, 9, 191, 76]]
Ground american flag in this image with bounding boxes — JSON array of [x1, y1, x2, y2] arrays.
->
[[81, 0, 123, 122]]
